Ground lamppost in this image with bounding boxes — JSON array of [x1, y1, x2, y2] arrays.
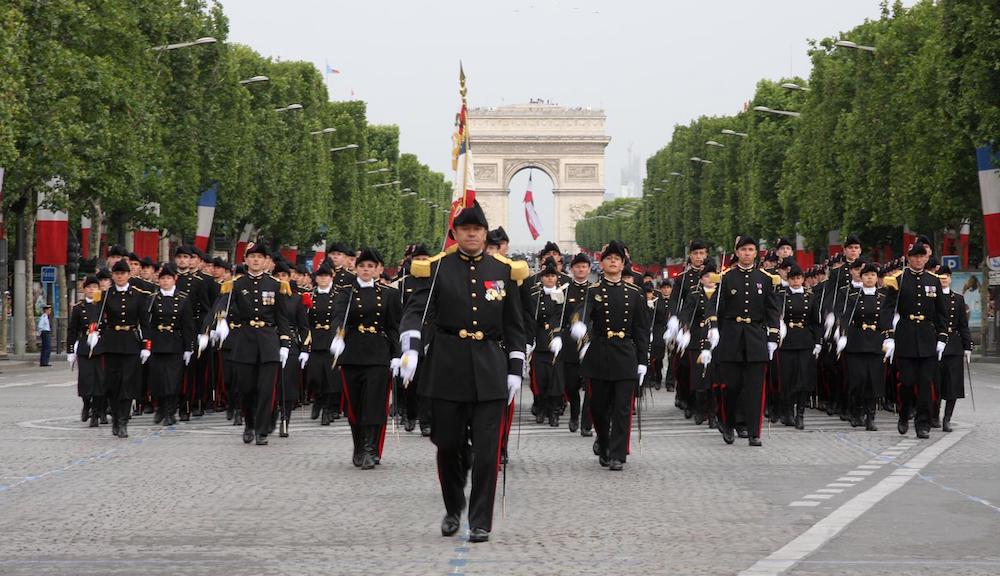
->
[[721, 129, 748, 137], [835, 40, 877, 52], [781, 82, 810, 92], [150, 36, 217, 52], [238, 75, 269, 85], [310, 127, 336, 135], [330, 144, 359, 153], [274, 104, 303, 113], [355, 158, 378, 165], [753, 105, 801, 118]]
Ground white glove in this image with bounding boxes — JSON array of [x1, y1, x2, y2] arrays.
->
[[87, 331, 100, 350], [548, 336, 562, 356], [183, 351, 193, 365], [767, 342, 778, 360], [964, 350, 972, 364], [526, 343, 535, 359], [707, 328, 720, 350], [836, 334, 848, 354], [329, 335, 345, 357], [570, 321, 587, 341], [216, 319, 230, 343], [399, 349, 418, 382], [637, 364, 647, 379], [507, 374, 521, 405], [209, 329, 219, 345], [779, 320, 787, 342], [197, 334, 209, 353], [67, 353, 77, 366], [298, 351, 309, 369], [140, 349, 151, 364], [698, 349, 712, 366], [936, 340, 946, 360], [279, 346, 289, 367], [676, 329, 691, 355], [892, 313, 900, 329], [882, 338, 895, 363], [647, 299, 655, 310], [390, 357, 402, 378], [522, 357, 531, 378], [823, 313, 835, 339], [813, 344, 822, 358], [664, 316, 680, 345], [579, 341, 590, 362]]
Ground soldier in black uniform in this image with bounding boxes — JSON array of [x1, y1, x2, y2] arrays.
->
[[713, 235, 781, 447], [522, 241, 570, 418], [272, 260, 310, 438], [678, 263, 720, 426], [645, 279, 668, 391], [145, 264, 196, 426], [665, 240, 709, 417], [306, 263, 342, 425], [571, 240, 650, 470], [881, 242, 948, 439], [485, 227, 509, 256], [527, 258, 567, 427], [191, 247, 221, 412], [97, 260, 152, 438], [563, 252, 594, 435], [393, 244, 432, 434], [216, 242, 292, 445], [174, 246, 212, 420], [398, 201, 527, 543], [935, 266, 972, 432], [331, 247, 402, 469], [67, 275, 104, 427], [776, 264, 822, 429], [211, 263, 242, 425], [839, 262, 888, 431], [326, 241, 357, 294]]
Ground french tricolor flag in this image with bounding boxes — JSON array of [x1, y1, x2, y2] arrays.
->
[[523, 172, 542, 241], [194, 183, 217, 252], [133, 202, 160, 260], [311, 239, 326, 271], [234, 223, 255, 264], [80, 216, 91, 260], [36, 178, 69, 265], [977, 146, 1000, 259]]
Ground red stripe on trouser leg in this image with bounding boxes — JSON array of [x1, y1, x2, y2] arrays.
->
[[378, 374, 391, 457], [529, 362, 539, 394], [340, 368, 356, 424], [496, 403, 507, 472], [758, 364, 767, 437], [626, 384, 634, 455], [271, 366, 279, 409]]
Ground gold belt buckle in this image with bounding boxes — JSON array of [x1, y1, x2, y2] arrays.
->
[[315, 324, 331, 330], [607, 330, 625, 339], [114, 325, 132, 331], [789, 321, 804, 328], [458, 329, 484, 340], [909, 314, 925, 322], [862, 323, 877, 331], [157, 324, 174, 332], [357, 324, 377, 334], [249, 319, 265, 328], [736, 316, 752, 324]]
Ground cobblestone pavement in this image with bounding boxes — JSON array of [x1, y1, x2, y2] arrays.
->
[[0, 361, 997, 576]]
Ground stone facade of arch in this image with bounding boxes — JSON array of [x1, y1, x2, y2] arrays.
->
[[462, 103, 610, 253]]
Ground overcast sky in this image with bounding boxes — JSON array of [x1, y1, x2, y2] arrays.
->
[[225, 0, 898, 249]]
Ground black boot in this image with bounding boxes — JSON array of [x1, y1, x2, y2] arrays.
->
[[942, 399, 956, 432], [361, 427, 376, 470], [311, 397, 323, 420], [82, 398, 91, 422], [351, 425, 364, 467], [794, 405, 805, 430], [931, 399, 942, 428]]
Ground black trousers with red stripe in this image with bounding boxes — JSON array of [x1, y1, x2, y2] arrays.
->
[[896, 355, 936, 430], [718, 361, 767, 438], [588, 378, 634, 462], [430, 398, 505, 532], [234, 361, 278, 436]]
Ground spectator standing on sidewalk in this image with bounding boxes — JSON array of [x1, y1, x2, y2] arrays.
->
[[38, 304, 52, 366]]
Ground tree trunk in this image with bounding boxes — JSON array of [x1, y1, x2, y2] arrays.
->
[[91, 199, 103, 263], [56, 263, 66, 353], [24, 206, 35, 353]]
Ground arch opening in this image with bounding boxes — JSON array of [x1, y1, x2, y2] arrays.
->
[[505, 167, 555, 255]]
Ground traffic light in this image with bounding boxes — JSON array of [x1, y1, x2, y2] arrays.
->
[[66, 233, 80, 277]]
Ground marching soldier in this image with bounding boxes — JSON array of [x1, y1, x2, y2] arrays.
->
[[272, 260, 310, 438], [776, 264, 822, 429], [933, 265, 971, 432], [563, 252, 594, 435], [306, 263, 342, 425], [67, 275, 105, 427], [527, 258, 567, 427], [485, 227, 510, 255], [665, 240, 709, 418], [192, 247, 222, 412], [394, 245, 433, 435], [145, 264, 196, 427], [838, 262, 888, 431], [881, 242, 949, 439], [174, 246, 212, 419], [571, 240, 650, 470], [522, 241, 569, 418], [678, 262, 720, 427], [97, 260, 153, 438], [330, 247, 402, 469], [713, 235, 780, 447], [326, 241, 357, 293], [645, 280, 668, 391], [398, 201, 527, 543], [216, 242, 292, 446]]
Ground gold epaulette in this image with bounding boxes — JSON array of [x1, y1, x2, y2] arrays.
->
[[623, 281, 641, 292], [411, 251, 448, 278], [719, 267, 732, 277], [278, 279, 292, 296], [927, 271, 941, 279], [707, 272, 722, 284], [220, 279, 233, 294], [132, 286, 151, 295], [883, 270, 902, 291], [762, 269, 781, 286], [92, 291, 102, 303], [490, 253, 530, 284]]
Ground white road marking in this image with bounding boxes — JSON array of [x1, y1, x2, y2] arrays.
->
[[43, 381, 77, 388], [740, 429, 970, 576], [789, 501, 820, 507], [836, 477, 864, 482], [856, 464, 882, 469], [816, 488, 843, 494], [0, 381, 45, 389], [845, 470, 874, 476], [803, 494, 834, 500], [826, 483, 855, 488]]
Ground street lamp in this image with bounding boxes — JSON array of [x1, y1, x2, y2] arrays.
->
[[366, 167, 390, 175], [238, 75, 269, 85], [150, 36, 217, 52], [835, 40, 876, 53], [705, 140, 725, 148], [781, 82, 810, 92], [330, 144, 359, 153], [310, 127, 336, 135], [400, 188, 412, 193], [371, 180, 401, 189], [355, 158, 378, 165], [753, 105, 801, 118], [690, 157, 712, 164], [721, 129, 748, 137], [275, 103, 303, 112]]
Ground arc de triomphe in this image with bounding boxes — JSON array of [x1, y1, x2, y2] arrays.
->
[[464, 103, 610, 253]]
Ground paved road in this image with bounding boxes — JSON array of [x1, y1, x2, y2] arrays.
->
[[0, 360, 997, 576]]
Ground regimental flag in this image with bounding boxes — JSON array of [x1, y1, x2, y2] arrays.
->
[[326, 64, 341, 75], [977, 146, 1000, 260], [311, 239, 326, 271], [36, 177, 69, 265], [235, 223, 256, 264], [133, 202, 160, 260], [194, 183, 218, 252], [523, 172, 542, 240], [444, 63, 476, 250]]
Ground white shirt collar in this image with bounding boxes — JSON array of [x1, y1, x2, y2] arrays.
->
[[85, 297, 94, 304], [942, 287, 951, 295], [543, 286, 558, 295], [862, 286, 877, 295], [358, 279, 375, 289], [316, 286, 332, 294], [851, 280, 862, 288], [789, 286, 804, 294], [114, 283, 129, 292], [160, 287, 176, 297]]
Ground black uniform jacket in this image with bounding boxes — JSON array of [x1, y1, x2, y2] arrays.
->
[[98, 284, 152, 355], [941, 290, 972, 356], [840, 288, 888, 354], [67, 298, 103, 356], [881, 268, 948, 359], [146, 289, 196, 354], [713, 266, 781, 363], [400, 250, 528, 402], [680, 285, 718, 352], [221, 272, 292, 364], [780, 288, 822, 351], [177, 270, 212, 331], [281, 288, 311, 353], [560, 279, 590, 366], [307, 287, 336, 352], [527, 286, 566, 351], [665, 265, 702, 319], [579, 277, 650, 381], [332, 279, 401, 366]]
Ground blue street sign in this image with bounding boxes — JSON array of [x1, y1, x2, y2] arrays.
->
[[941, 255, 960, 270], [40, 266, 57, 284]]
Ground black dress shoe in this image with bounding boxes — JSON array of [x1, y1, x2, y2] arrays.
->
[[118, 422, 128, 438], [243, 426, 254, 444], [420, 423, 432, 437], [850, 415, 863, 428], [352, 449, 364, 467], [865, 416, 878, 431], [81, 406, 90, 422], [255, 434, 268, 445], [897, 419, 909, 435], [608, 459, 623, 471], [580, 427, 593, 437], [112, 421, 120, 437], [535, 413, 545, 424], [441, 514, 460, 536], [599, 454, 609, 467], [179, 411, 190, 422], [468, 527, 489, 543], [165, 414, 177, 426], [930, 417, 941, 429], [916, 428, 930, 439], [719, 423, 735, 445], [153, 412, 164, 425], [100, 414, 109, 425], [226, 407, 235, 420], [234, 413, 243, 426], [736, 427, 749, 439], [361, 452, 375, 470], [568, 419, 579, 433], [320, 409, 331, 426], [795, 415, 804, 430], [942, 419, 952, 433], [89, 415, 99, 428], [404, 419, 416, 432], [311, 402, 322, 420], [143, 404, 154, 414], [684, 409, 692, 419], [694, 412, 706, 425], [548, 415, 558, 427], [748, 437, 762, 447], [592, 440, 600, 455]]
